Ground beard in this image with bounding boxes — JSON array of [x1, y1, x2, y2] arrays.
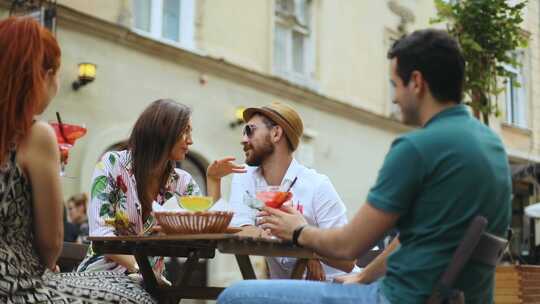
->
[[244, 135, 275, 166], [399, 100, 422, 127]]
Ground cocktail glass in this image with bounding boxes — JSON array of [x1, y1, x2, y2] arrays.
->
[[49, 122, 87, 176], [255, 185, 293, 209], [253, 185, 293, 238]]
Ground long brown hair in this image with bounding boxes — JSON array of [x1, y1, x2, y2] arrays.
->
[[128, 99, 192, 218], [0, 17, 61, 165]]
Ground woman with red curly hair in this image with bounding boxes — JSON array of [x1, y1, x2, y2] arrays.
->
[[0, 17, 155, 303]]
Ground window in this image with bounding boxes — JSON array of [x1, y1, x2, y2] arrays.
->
[[505, 51, 527, 128], [273, 0, 314, 85], [9, 2, 56, 32], [132, 0, 195, 50]]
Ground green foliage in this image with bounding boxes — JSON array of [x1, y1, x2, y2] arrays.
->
[[432, 0, 528, 124]]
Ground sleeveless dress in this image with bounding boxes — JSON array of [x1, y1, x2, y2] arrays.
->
[[0, 149, 156, 304]]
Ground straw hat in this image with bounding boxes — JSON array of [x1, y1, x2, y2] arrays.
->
[[243, 102, 304, 151]]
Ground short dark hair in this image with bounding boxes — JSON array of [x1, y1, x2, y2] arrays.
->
[[387, 29, 465, 103]]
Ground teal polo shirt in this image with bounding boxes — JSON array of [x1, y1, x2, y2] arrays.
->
[[367, 105, 511, 304]]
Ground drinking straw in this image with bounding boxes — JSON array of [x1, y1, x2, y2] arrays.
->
[[285, 177, 298, 192], [55, 112, 69, 143]]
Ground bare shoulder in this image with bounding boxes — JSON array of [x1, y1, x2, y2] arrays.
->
[[28, 121, 57, 145], [19, 121, 58, 162]]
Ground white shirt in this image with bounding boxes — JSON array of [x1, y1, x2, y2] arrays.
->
[[229, 158, 360, 280]]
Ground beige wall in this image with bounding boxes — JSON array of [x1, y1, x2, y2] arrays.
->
[[48, 16, 399, 215], [199, 0, 272, 74], [50, 1, 539, 161], [57, 0, 129, 25], [54, 0, 438, 114], [317, 1, 437, 114], [198, 1, 439, 114]]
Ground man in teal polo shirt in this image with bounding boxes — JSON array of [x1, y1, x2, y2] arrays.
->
[[217, 29, 511, 304]]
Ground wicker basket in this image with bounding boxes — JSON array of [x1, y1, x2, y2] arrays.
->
[[153, 211, 233, 234]]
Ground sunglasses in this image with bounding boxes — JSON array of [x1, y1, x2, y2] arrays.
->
[[243, 124, 258, 138], [243, 122, 278, 138]]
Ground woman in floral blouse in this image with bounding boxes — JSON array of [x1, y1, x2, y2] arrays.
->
[[77, 99, 245, 279]]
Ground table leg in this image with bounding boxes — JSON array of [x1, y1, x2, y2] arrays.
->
[[174, 250, 199, 287], [235, 255, 257, 280], [134, 252, 160, 296], [290, 258, 308, 279]]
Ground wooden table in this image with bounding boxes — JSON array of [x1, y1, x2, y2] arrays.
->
[[89, 233, 316, 303]]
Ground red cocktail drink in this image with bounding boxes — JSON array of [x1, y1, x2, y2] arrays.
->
[[50, 122, 87, 145], [256, 189, 292, 209], [49, 122, 87, 173]]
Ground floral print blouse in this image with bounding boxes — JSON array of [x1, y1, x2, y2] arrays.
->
[[77, 150, 201, 273]]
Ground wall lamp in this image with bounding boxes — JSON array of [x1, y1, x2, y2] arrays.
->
[[229, 107, 245, 128], [72, 63, 97, 91]]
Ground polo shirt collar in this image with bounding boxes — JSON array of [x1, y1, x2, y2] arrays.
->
[[424, 104, 469, 128]]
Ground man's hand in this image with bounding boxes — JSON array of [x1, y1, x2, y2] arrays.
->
[[306, 259, 326, 281], [237, 225, 272, 238], [333, 272, 371, 284], [258, 205, 308, 240]]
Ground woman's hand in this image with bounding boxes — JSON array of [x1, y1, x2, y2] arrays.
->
[[207, 157, 246, 181], [258, 205, 307, 241], [51, 265, 60, 273], [207, 157, 246, 203], [150, 225, 162, 234]]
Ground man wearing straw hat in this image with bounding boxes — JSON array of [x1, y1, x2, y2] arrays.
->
[[229, 101, 359, 280]]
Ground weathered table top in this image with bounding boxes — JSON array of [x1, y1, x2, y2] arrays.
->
[[88, 233, 316, 303]]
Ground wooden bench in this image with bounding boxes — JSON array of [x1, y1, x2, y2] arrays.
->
[[58, 242, 88, 272], [495, 265, 540, 304]]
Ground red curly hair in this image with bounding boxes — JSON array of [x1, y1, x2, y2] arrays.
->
[[0, 17, 61, 165]]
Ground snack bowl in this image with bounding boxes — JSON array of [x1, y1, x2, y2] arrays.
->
[[153, 210, 233, 234]]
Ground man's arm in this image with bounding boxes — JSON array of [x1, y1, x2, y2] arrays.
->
[[334, 237, 400, 284], [261, 138, 419, 263], [310, 178, 358, 272], [262, 202, 399, 261], [319, 256, 356, 273], [295, 139, 419, 259], [300, 202, 399, 260]]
